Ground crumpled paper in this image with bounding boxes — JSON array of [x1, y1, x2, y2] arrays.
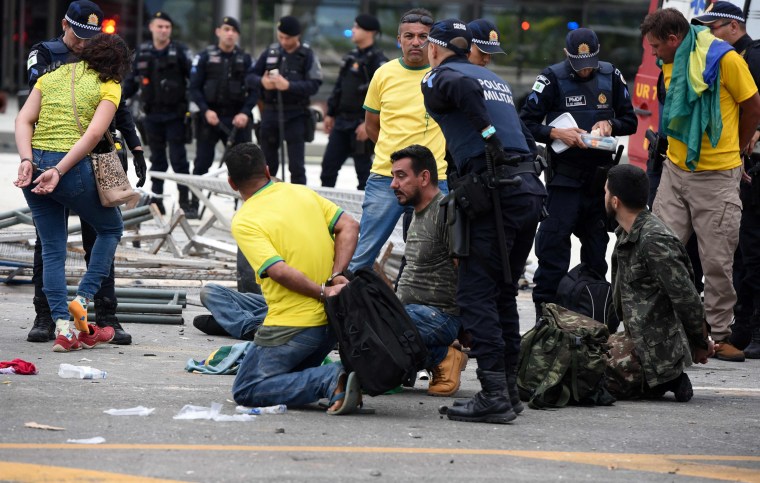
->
[[103, 406, 155, 416], [173, 402, 254, 421]]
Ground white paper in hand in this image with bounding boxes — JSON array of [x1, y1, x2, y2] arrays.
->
[[549, 112, 579, 154]]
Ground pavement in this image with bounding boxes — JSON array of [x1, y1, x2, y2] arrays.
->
[[1, 97, 760, 482]]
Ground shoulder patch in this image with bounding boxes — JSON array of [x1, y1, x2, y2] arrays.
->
[[532, 81, 545, 93], [614, 68, 626, 85], [536, 74, 550, 85], [27, 53, 38, 70]]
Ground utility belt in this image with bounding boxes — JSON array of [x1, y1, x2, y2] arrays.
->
[[208, 105, 243, 117], [552, 159, 616, 194], [263, 101, 308, 111], [439, 155, 535, 258]]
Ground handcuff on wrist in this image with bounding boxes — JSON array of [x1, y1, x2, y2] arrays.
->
[[326, 271, 343, 286]]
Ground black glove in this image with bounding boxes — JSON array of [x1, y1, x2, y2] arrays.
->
[[484, 135, 518, 167], [132, 150, 147, 188]]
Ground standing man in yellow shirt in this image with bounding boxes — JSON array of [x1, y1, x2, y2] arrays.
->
[[350, 8, 447, 271], [640, 8, 760, 362]]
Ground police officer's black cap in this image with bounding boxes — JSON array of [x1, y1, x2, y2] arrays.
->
[[64, 0, 103, 40], [427, 19, 472, 56], [468, 19, 506, 55], [692, 1, 746, 25], [355, 14, 380, 32], [565, 28, 600, 71], [151, 11, 173, 25], [220, 16, 240, 33], [278, 16, 301, 36]]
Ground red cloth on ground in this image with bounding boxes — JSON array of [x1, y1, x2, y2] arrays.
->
[[0, 359, 38, 375]]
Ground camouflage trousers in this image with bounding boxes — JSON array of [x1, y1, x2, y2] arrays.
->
[[605, 333, 646, 399]]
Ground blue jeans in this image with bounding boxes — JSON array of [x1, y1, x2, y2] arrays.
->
[[232, 325, 343, 407], [350, 174, 448, 271], [200, 284, 268, 338], [23, 150, 123, 321], [405, 304, 461, 368]]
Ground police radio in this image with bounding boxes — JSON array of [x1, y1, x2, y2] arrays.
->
[[265, 46, 281, 75]]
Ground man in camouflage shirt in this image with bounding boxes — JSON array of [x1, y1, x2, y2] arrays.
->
[[604, 165, 714, 402], [391, 145, 467, 397]]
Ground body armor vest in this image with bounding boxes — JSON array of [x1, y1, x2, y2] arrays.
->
[[136, 41, 186, 111], [202, 45, 247, 109]]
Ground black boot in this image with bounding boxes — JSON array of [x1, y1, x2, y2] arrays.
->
[[744, 322, 760, 359], [446, 369, 516, 424], [452, 366, 524, 415], [179, 188, 198, 219], [27, 296, 55, 342], [94, 297, 132, 345]]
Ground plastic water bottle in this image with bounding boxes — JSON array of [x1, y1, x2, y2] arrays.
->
[[58, 363, 107, 380], [235, 404, 287, 415], [581, 134, 618, 152]]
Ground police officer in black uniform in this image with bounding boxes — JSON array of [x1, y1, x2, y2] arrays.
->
[[123, 11, 192, 213], [188, 16, 256, 218], [25, 0, 146, 346], [421, 19, 546, 424], [520, 28, 637, 315], [320, 14, 387, 190], [246, 16, 323, 185], [693, 1, 760, 358]]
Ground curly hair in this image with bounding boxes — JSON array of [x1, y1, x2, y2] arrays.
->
[[78, 34, 132, 83]]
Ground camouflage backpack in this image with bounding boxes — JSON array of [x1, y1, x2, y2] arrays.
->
[[517, 303, 615, 409]]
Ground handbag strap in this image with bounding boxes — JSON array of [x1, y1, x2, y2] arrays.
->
[[70, 64, 115, 148]]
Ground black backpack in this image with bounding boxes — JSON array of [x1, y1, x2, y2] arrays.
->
[[556, 263, 620, 333], [324, 268, 428, 396]]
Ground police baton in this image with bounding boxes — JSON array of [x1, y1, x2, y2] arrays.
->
[[484, 149, 522, 285]]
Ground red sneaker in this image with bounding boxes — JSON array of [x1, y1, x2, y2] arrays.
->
[[52, 334, 82, 352], [78, 324, 115, 349]]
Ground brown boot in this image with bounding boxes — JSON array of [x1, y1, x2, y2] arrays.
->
[[428, 347, 468, 397], [714, 340, 745, 362]]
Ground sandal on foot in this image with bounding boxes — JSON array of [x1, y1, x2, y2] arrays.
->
[[327, 372, 362, 415]]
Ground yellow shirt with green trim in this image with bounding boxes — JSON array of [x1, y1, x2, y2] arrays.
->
[[32, 61, 121, 153], [231, 181, 343, 328], [663, 50, 758, 172], [363, 58, 447, 178]]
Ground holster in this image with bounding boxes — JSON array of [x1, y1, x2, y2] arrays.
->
[[645, 128, 668, 175], [448, 171, 493, 220], [439, 193, 470, 258]]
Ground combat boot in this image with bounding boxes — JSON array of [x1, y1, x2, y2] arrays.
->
[[179, 188, 198, 219], [446, 369, 516, 424], [427, 346, 468, 397], [27, 296, 55, 342], [94, 297, 132, 345], [744, 325, 760, 359], [451, 363, 523, 414]]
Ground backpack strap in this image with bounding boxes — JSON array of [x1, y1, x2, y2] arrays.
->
[[528, 330, 573, 409]]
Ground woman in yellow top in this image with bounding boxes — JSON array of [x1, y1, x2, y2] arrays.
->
[[14, 34, 131, 352]]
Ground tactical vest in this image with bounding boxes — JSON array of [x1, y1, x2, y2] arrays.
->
[[202, 45, 247, 109], [135, 41, 187, 111], [41, 39, 70, 64], [546, 61, 614, 131], [262, 43, 311, 107], [427, 61, 529, 167], [336, 46, 381, 115]]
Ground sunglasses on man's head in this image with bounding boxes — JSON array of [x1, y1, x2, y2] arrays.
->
[[400, 14, 434, 26]]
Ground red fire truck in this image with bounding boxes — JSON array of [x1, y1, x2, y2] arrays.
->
[[629, 0, 760, 168]]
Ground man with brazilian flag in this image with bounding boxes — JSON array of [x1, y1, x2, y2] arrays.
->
[[640, 7, 760, 362]]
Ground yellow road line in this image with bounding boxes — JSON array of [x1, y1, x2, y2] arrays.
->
[[1, 445, 759, 482], [0, 461, 188, 483]]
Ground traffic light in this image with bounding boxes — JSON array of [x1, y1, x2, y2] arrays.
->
[[102, 18, 117, 34], [567, 21, 579, 30], [521, 21, 530, 31]]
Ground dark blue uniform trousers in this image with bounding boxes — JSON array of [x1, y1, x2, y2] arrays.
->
[[733, 182, 760, 321], [260, 110, 307, 185], [320, 117, 372, 190], [532, 186, 609, 305], [144, 113, 189, 195], [457, 187, 544, 372], [194, 115, 252, 176]]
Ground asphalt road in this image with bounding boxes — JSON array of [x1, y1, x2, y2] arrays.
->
[[1, 285, 759, 482]]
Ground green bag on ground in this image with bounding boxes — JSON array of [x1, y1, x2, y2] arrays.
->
[[517, 303, 615, 409]]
